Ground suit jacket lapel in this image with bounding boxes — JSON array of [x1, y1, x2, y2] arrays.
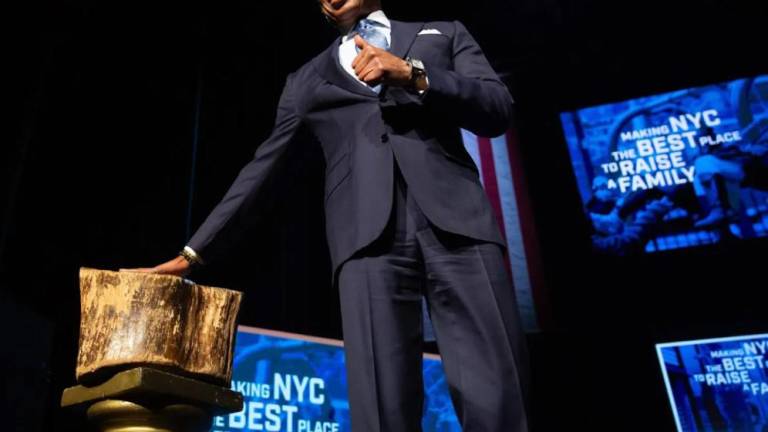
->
[[314, 20, 425, 99], [389, 20, 424, 60]]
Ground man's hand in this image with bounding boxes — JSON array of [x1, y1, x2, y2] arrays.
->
[[352, 35, 412, 88], [121, 255, 190, 277]]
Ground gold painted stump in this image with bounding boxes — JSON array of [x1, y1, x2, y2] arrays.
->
[[77, 267, 242, 385], [62, 367, 243, 432]]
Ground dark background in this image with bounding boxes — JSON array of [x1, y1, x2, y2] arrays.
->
[[2, 0, 767, 430]]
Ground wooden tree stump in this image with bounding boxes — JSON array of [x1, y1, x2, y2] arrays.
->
[[77, 268, 242, 386]]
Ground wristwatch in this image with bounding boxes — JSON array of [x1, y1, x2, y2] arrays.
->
[[406, 57, 428, 91]]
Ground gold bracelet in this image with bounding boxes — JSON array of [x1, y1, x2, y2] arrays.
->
[[179, 246, 205, 266]]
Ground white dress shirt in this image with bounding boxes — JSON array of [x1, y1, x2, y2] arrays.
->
[[339, 10, 391, 93]]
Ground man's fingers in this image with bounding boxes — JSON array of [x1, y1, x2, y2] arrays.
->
[[354, 35, 367, 51], [358, 58, 384, 81], [119, 267, 157, 273], [360, 67, 383, 86], [351, 50, 364, 70], [352, 43, 375, 71], [353, 49, 376, 76], [353, 50, 374, 75], [350, 36, 397, 86], [351, 51, 362, 71]]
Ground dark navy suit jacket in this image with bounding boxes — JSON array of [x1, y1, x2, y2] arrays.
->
[[187, 20, 513, 278]]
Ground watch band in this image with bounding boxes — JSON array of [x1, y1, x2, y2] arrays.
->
[[406, 57, 427, 88]]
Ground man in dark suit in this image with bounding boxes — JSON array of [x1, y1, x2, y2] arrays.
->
[[142, 0, 529, 430]]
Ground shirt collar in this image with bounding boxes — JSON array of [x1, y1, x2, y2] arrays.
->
[[365, 10, 390, 29], [343, 10, 390, 43]]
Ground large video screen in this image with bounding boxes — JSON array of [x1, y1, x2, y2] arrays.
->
[[657, 333, 768, 431], [561, 75, 768, 254], [211, 326, 459, 432]]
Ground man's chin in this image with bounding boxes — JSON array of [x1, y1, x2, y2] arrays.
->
[[326, 7, 365, 30]]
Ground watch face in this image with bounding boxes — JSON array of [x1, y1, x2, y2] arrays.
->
[[411, 59, 425, 70]]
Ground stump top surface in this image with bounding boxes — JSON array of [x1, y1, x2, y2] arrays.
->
[[79, 267, 241, 295]]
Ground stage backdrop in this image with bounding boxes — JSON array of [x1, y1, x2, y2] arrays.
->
[[461, 130, 546, 331], [211, 326, 460, 432]]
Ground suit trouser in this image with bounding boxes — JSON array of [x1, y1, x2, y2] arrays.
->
[[338, 166, 530, 432]]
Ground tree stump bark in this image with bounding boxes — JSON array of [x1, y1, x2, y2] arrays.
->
[[77, 268, 242, 386]]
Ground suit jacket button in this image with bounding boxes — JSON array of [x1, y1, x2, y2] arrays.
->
[[381, 133, 389, 143]]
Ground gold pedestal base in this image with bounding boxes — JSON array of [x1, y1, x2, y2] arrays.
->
[[87, 400, 210, 432], [62, 367, 242, 432]]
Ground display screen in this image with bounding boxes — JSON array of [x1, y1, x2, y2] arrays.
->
[[211, 326, 459, 432], [657, 333, 768, 431], [561, 75, 768, 254]]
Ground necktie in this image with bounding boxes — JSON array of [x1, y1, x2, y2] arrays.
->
[[354, 19, 389, 52]]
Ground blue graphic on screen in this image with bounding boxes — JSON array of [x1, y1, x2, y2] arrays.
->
[[561, 75, 768, 254], [657, 334, 768, 432], [210, 327, 460, 432]]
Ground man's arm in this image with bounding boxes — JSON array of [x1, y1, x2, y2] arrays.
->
[[130, 72, 303, 276], [186, 73, 302, 262], [351, 22, 513, 137], [420, 21, 513, 137]]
